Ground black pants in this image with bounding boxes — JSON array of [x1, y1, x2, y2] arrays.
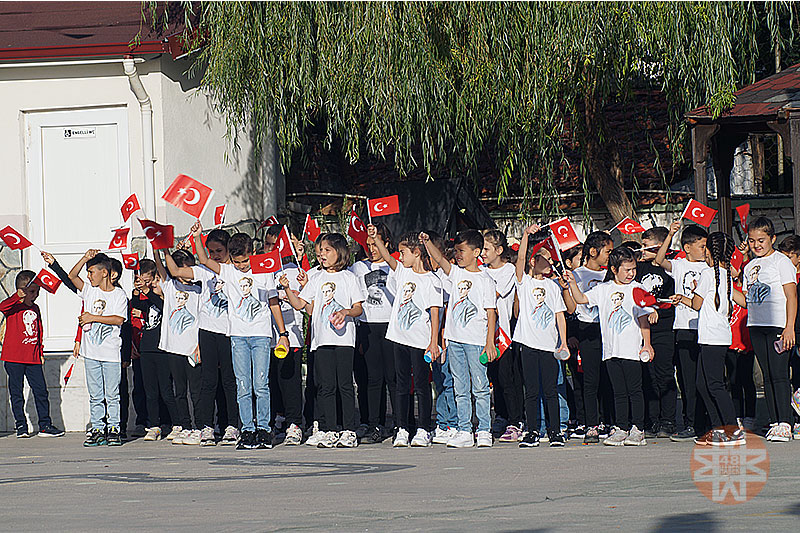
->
[[566, 351, 585, 426], [140, 350, 179, 428], [606, 358, 644, 431], [304, 349, 317, 427], [169, 353, 202, 429], [497, 343, 525, 425], [270, 347, 303, 427], [521, 346, 560, 434], [675, 329, 706, 430], [394, 342, 432, 432], [696, 345, 737, 428], [356, 322, 395, 427], [316, 346, 356, 432], [196, 329, 238, 430], [487, 359, 507, 421], [578, 322, 612, 427], [750, 326, 793, 424], [724, 350, 756, 419], [4, 362, 51, 430], [643, 328, 677, 429]]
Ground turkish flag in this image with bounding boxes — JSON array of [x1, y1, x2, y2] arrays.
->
[[300, 253, 311, 272], [615, 217, 645, 235], [139, 219, 174, 250], [122, 253, 140, 270], [348, 209, 368, 252], [682, 199, 717, 228], [214, 204, 226, 226], [0, 225, 33, 250], [250, 250, 281, 274], [548, 218, 581, 251], [162, 174, 214, 219], [731, 247, 745, 272], [304, 214, 321, 242], [258, 215, 279, 231], [120, 193, 141, 222], [735, 203, 750, 233], [633, 287, 657, 308], [274, 226, 296, 259], [368, 195, 400, 218], [63, 362, 75, 385], [34, 268, 61, 294], [108, 227, 130, 250], [530, 234, 562, 264], [495, 326, 512, 357], [189, 233, 209, 256]]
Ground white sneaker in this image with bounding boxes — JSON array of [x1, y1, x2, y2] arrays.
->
[[305, 424, 324, 446], [772, 422, 792, 442], [447, 430, 475, 448], [182, 429, 202, 445], [166, 426, 183, 441], [765, 423, 778, 441], [284, 423, 303, 446], [410, 428, 432, 447], [476, 430, 493, 448], [220, 426, 239, 446], [200, 426, 216, 446], [432, 426, 456, 444], [393, 427, 410, 447], [317, 431, 339, 448], [143, 426, 162, 441], [336, 430, 358, 448], [172, 428, 191, 445]]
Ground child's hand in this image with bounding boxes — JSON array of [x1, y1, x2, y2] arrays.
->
[[648, 311, 659, 325], [669, 294, 686, 306], [131, 308, 143, 319], [296, 270, 309, 287], [278, 274, 290, 288], [330, 310, 347, 328], [366, 224, 378, 239], [426, 342, 440, 363], [291, 235, 305, 257], [781, 327, 796, 352], [72, 341, 81, 359], [418, 232, 430, 243], [640, 344, 655, 363], [78, 312, 94, 326], [525, 224, 540, 235], [277, 335, 290, 351], [41, 251, 55, 265], [668, 220, 681, 235], [191, 221, 202, 237], [567, 337, 579, 352], [83, 249, 99, 260], [16, 287, 26, 299], [485, 342, 498, 362], [561, 270, 575, 284]]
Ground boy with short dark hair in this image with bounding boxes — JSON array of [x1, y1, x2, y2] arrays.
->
[[1, 270, 64, 438]]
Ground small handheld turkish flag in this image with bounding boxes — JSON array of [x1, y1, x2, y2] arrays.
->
[[108, 227, 130, 250], [348, 208, 369, 252], [530, 234, 562, 265], [304, 214, 321, 242], [139, 219, 174, 250], [495, 327, 512, 357], [614, 217, 646, 235], [731, 247, 745, 272], [258, 216, 279, 231], [214, 204, 227, 226], [681, 199, 717, 228], [122, 253, 140, 270], [250, 250, 281, 274], [190, 233, 209, 256], [300, 253, 311, 271], [120, 193, 142, 222], [548, 218, 581, 251], [34, 268, 61, 294], [735, 203, 750, 233], [0, 225, 33, 250], [63, 362, 74, 386], [632, 287, 657, 308], [368, 195, 400, 218], [162, 174, 214, 219], [275, 226, 296, 259]]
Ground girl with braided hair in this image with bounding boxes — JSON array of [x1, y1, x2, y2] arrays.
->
[[677, 232, 747, 446]]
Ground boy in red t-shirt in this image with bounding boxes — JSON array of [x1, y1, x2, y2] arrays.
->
[[0, 270, 64, 438]]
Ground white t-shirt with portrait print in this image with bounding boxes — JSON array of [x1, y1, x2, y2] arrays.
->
[[585, 280, 653, 362], [350, 260, 394, 323], [668, 257, 709, 330], [443, 265, 497, 346], [299, 269, 366, 351], [572, 266, 605, 323], [217, 263, 277, 338], [385, 264, 443, 350], [513, 275, 566, 352], [484, 262, 516, 336], [79, 285, 128, 362], [190, 265, 229, 335], [696, 266, 733, 346], [158, 278, 202, 357], [272, 263, 305, 348], [744, 251, 798, 328]]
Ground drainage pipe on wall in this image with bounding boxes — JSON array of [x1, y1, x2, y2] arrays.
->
[[123, 56, 156, 219]]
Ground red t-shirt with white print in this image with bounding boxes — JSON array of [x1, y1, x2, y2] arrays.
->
[[0, 294, 43, 364]]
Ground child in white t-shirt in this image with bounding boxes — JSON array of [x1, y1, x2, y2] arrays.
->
[[282, 232, 366, 449], [68, 250, 128, 447], [193, 223, 289, 451], [367, 224, 443, 448], [514, 225, 568, 447], [744, 217, 798, 441], [567, 246, 655, 447], [422, 229, 497, 448]]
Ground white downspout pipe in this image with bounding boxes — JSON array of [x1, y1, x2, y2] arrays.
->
[[123, 57, 156, 219]]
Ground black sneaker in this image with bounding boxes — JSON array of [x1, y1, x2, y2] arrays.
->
[[598, 424, 610, 439], [570, 425, 587, 439], [670, 427, 696, 442], [519, 431, 540, 448], [16, 426, 31, 438], [84, 428, 107, 447], [37, 425, 65, 437], [237, 430, 257, 450], [583, 426, 600, 444], [256, 428, 274, 449], [644, 424, 659, 439], [364, 425, 384, 444], [107, 427, 123, 446], [549, 431, 566, 447], [657, 424, 675, 439]]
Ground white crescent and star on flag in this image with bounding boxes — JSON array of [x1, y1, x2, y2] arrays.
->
[[2, 232, 20, 245], [373, 202, 388, 213], [691, 207, 704, 218], [179, 187, 201, 205]]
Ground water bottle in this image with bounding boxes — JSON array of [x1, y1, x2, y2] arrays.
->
[[424, 351, 433, 363], [479, 347, 501, 365]]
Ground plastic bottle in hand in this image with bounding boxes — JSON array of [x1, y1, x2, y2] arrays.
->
[[479, 347, 501, 365]]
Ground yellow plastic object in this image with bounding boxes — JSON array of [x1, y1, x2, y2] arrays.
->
[[274, 344, 289, 359]]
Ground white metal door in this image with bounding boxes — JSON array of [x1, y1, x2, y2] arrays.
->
[[24, 107, 131, 352]]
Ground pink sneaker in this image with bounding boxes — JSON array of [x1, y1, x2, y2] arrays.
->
[[498, 424, 523, 443]]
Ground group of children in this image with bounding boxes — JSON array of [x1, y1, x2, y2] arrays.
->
[[3, 212, 800, 449]]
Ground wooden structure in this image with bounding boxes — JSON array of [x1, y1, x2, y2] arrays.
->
[[686, 63, 800, 235]]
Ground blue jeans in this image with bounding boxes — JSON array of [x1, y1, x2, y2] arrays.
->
[[84, 358, 121, 430], [432, 356, 457, 430], [539, 361, 569, 434], [448, 341, 491, 433], [231, 336, 271, 432]]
